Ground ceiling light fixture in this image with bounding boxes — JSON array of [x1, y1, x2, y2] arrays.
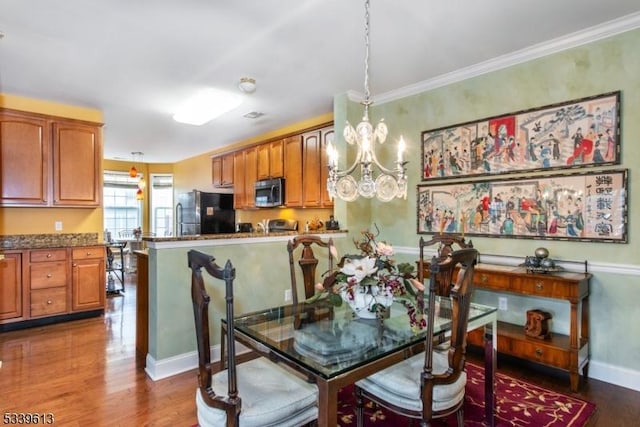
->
[[173, 88, 243, 125], [326, 0, 407, 202], [238, 77, 256, 94]]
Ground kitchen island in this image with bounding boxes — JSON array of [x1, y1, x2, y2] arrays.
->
[[140, 230, 348, 380]]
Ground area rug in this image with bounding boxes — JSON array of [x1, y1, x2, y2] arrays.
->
[[337, 362, 596, 426]]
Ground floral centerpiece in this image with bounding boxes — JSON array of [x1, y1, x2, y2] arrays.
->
[[308, 225, 427, 331]]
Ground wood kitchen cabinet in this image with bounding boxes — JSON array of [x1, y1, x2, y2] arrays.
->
[[233, 150, 246, 209], [466, 264, 591, 391], [29, 249, 69, 318], [52, 121, 102, 206], [257, 138, 285, 180], [301, 125, 334, 208], [212, 152, 234, 188], [0, 112, 49, 205], [0, 109, 103, 207], [71, 246, 105, 312], [1, 246, 105, 330], [243, 147, 258, 208], [283, 135, 303, 207], [0, 252, 25, 322]]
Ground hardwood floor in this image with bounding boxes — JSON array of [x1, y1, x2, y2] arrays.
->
[[1, 273, 639, 426]]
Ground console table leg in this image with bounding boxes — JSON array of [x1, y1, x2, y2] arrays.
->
[[484, 320, 497, 427]]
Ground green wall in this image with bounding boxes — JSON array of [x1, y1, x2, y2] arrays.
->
[[334, 28, 640, 377]]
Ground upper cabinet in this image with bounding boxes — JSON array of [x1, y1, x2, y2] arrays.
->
[[302, 125, 334, 208], [52, 121, 102, 206], [0, 109, 103, 208], [0, 112, 50, 205], [215, 122, 332, 210], [283, 135, 303, 208], [257, 138, 284, 180], [212, 152, 234, 187]]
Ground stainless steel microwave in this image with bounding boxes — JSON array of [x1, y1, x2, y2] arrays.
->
[[255, 178, 284, 207]]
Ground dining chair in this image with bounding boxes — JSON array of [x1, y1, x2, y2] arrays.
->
[[419, 234, 473, 297], [188, 249, 319, 427], [355, 248, 479, 427], [287, 235, 334, 306]]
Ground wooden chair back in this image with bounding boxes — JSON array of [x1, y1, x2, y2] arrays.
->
[[287, 235, 334, 305], [188, 249, 240, 425], [419, 234, 474, 297], [421, 248, 478, 421]]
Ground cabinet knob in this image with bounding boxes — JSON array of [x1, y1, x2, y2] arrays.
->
[[535, 281, 544, 291], [47, 299, 52, 305], [46, 253, 52, 258], [86, 252, 92, 256], [72, 263, 77, 267], [535, 348, 543, 357], [481, 275, 488, 284], [47, 273, 52, 278]]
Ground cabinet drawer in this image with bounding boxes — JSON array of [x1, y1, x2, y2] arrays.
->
[[30, 287, 67, 317], [509, 338, 570, 369], [511, 277, 573, 299], [30, 261, 68, 289], [30, 249, 67, 262], [72, 246, 105, 260]]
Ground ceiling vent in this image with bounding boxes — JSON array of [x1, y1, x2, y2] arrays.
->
[[243, 111, 265, 119]]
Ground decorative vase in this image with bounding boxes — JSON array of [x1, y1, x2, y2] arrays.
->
[[341, 284, 394, 319]]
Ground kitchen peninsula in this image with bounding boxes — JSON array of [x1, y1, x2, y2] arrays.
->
[[139, 230, 348, 380]]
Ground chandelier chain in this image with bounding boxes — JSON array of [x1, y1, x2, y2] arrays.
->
[[363, 0, 371, 105]]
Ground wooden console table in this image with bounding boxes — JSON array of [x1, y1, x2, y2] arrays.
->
[[467, 263, 590, 391]]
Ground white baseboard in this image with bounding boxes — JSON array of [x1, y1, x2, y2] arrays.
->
[[588, 360, 640, 392], [145, 342, 250, 381]]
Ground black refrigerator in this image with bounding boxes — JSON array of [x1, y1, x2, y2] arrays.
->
[[175, 190, 235, 236]]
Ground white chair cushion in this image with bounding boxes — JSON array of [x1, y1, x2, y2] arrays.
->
[[355, 350, 466, 413], [196, 357, 318, 427]]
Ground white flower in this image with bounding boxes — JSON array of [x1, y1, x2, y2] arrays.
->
[[340, 256, 378, 283], [375, 241, 394, 257]]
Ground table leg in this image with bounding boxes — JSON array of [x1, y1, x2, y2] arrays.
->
[[317, 380, 338, 427], [483, 319, 497, 427]]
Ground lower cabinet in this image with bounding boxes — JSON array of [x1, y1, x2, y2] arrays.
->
[[0, 245, 105, 329], [71, 246, 105, 312], [0, 252, 24, 321]]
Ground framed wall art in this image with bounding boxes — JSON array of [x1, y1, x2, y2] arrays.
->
[[421, 91, 620, 181], [416, 169, 627, 242]]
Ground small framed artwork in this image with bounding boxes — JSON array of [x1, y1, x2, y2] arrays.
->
[[416, 169, 627, 243], [421, 91, 621, 181]]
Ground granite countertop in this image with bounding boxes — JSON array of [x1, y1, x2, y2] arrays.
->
[[0, 230, 348, 250], [1, 233, 100, 250], [143, 229, 348, 243]]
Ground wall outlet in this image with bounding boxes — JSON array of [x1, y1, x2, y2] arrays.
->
[[284, 289, 292, 302], [55, 221, 63, 231], [498, 297, 508, 311]]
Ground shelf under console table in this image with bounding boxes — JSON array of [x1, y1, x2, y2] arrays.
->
[[466, 263, 591, 392]]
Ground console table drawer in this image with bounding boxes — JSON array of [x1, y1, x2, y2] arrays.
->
[[475, 270, 511, 291], [509, 339, 571, 368], [30, 287, 67, 317], [30, 262, 68, 289], [511, 277, 575, 299]]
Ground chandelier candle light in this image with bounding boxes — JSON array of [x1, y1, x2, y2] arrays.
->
[[326, 0, 408, 202]]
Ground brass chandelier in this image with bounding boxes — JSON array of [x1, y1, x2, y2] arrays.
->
[[326, 0, 408, 202]]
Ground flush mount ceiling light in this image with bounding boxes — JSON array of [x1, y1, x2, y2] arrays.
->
[[173, 88, 243, 125], [326, 0, 408, 203], [238, 77, 256, 94]]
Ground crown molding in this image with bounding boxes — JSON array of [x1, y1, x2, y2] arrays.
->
[[369, 11, 640, 105]]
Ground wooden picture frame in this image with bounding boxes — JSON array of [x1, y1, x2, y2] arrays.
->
[[416, 169, 627, 242], [421, 91, 621, 181]]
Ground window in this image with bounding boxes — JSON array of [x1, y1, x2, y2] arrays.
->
[[103, 171, 142, 239], [150, 174, 174, 236]]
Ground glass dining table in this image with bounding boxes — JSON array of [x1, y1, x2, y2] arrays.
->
[[230, 298, 498, 427]]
